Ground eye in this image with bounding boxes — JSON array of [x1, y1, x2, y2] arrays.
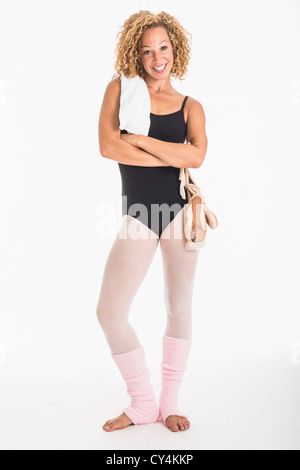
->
[[143, 46, 168, 55]]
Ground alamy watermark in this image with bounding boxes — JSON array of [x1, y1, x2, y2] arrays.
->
[[96, 196, 200, 250]]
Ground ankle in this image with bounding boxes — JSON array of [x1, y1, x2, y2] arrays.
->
[[159, 400, 188, 424], [125, 400, 159, 425]]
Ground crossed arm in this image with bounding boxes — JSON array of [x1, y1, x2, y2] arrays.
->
[[122, 134, 203, 169], [119, 100, 207, 169], [99, 80, 208, 169]]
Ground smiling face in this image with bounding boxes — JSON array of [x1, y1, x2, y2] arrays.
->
[[139, 26, 174, 79]]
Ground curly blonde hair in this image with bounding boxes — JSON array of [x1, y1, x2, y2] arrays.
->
[[113, 10, 192, 81]]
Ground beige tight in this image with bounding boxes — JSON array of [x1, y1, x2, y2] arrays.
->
[[96, 205, 199, 354]]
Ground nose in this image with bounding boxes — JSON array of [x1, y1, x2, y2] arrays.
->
[[151, 52, 165, 64]]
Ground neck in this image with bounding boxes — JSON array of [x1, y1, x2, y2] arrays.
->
[[143, 74, 172, 94]]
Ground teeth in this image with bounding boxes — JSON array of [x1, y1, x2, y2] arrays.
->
[[153, 64, 166, 71]]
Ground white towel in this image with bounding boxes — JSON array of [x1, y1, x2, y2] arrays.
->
[[111, 72, 151, 135]]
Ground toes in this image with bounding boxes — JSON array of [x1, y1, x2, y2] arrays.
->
[[178, 418, 190, 430], [165, 416, 190, 432], [166, 417, 179, 432], [103, 420, 120, 432], [102, 417, 119, 431], [103, 418, 115, 426], [102, 414, 133, 432], [102, 420, 115, 430], [103, 425, 111, 431]]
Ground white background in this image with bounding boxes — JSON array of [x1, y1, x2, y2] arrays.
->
[[0, 0, 299, 450]]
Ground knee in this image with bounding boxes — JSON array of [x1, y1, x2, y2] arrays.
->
[[96, 303, 110, 330], [164, 300, 192, 339], [165, 297, 192, 322], [167, 308, 192, 325], [96, 302, 125, 331]]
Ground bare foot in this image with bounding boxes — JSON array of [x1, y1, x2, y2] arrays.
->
[[165, 415, 190, 432], [102, 412, 133, 432]]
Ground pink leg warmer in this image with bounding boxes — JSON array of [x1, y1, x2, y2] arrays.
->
[[159, 335, 192, 424], [111, 345, 160, 425]]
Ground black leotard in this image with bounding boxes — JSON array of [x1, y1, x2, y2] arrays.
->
[[119, 95, 192, 238]]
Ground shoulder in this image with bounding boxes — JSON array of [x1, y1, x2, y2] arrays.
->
[[102, 77, 121, 106], [185, 96, 206, 128], [106, 77, 121, 93], [185, 96, 207, 150], [186, 96, 205, 117]]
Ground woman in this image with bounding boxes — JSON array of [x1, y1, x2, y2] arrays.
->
[[96, 10, 207, 433]]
